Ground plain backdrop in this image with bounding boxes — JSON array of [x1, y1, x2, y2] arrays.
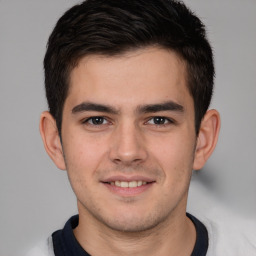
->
[[0, 1, 255, 255]]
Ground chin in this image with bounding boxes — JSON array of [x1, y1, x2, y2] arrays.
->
[[99, 210, 169, 233]]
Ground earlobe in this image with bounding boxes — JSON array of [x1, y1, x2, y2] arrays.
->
[[39, 111, 66, 170], [193, 109, 220, 170]]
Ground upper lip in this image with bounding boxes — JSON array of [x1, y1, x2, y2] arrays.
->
[[101, 175, 156, 183]]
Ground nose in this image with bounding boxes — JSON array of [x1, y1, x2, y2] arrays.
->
[[109, 122, 147, 165]]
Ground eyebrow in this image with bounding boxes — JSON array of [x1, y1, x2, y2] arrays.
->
[[72, 102, 119, 114], [72, 100, 184, 115], [137, 101, 184, 114]]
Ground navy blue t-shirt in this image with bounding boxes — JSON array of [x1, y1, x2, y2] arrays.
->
[[52, 213, 208, 256]]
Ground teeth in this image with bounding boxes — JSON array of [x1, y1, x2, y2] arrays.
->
[[121, 181, 129, 188], [129, 181, 137, 188], [111, 181, 148, 188]]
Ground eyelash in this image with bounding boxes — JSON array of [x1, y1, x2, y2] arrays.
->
[[146, 116, 174, 126], [82, 116, 174, 127], [82, 116, 109, 126]]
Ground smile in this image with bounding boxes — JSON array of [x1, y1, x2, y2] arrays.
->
[[102, 178, 155, 197], [108, 181, 148, 188]]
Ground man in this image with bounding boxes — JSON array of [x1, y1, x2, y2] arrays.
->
[[28, 0, 254, 255]]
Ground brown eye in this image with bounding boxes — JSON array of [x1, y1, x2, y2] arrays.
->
[[84, 117, 107, 125], [147, 117, 171, 125], [153, 117, 167, 124]]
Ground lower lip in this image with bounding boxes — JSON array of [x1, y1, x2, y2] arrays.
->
[[102, 182, 154, 197]]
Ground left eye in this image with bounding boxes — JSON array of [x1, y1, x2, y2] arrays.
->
[[147, 117, 171, 125], [84, 117, 108, 125]]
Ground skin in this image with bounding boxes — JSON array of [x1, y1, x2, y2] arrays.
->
[[40, 47, 220, 256]]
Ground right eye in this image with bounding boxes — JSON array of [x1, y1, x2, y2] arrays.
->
[[82, 116, 108, 125]]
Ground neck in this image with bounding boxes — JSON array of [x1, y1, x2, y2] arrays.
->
[[74, 203, 196, 256]]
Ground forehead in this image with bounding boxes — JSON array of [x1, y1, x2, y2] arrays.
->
[[67, 47, 192, 110]]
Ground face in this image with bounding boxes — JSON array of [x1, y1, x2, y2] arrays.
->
[[61, 47, 197, 232]]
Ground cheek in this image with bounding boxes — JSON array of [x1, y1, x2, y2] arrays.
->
[[148, 132, 195, 179], [63, 132, 108, 177], [63, 134, 108, 200]]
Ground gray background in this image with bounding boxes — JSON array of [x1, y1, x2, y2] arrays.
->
[[0, 1, 255, 255]]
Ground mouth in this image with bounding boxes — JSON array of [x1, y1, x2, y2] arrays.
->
[[105, 180, 152, 188], [101, 176, 155, 196]]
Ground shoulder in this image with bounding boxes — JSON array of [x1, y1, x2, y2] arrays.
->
[[188, 179, 256, 255], [25, 236, 55, 256], [199, 213, 256, 256]]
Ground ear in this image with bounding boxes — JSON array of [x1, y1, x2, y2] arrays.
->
[[193, 109, 220, 170], [39, 111, 66, 170]]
